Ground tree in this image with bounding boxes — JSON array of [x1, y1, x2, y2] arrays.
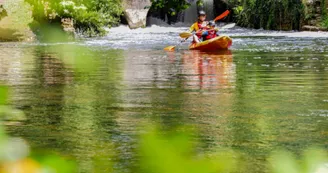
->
[[150, 0, 191, 16]]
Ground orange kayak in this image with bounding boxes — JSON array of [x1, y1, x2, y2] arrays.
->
[[189, 36, 232, 51]]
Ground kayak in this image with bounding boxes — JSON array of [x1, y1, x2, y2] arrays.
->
[[189, 36, 232, 51]]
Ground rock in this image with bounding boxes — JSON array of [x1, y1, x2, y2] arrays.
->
[[302, 25, 328, 31], [302, 25, 319, 31], [302, 0, 325, 30], [0, 0, 35, 41], [122, 0, 152, 29], [61, 18, 75, 37], [309, 20, 317, 25]]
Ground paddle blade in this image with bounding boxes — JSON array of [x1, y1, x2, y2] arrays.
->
[[179, 32, 193, 38], [214, 10, 230, 22], [164, 46, 176, 51], [221, 23, 236, 30]]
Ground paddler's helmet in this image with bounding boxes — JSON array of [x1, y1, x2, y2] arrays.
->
[[198, 10, 206, 17], [208, 21, 215, 27]]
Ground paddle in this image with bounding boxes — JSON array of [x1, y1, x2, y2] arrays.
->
[[179, 23, 236, 39], [164, 41, 184, 51], [214, 10, 230, 22]]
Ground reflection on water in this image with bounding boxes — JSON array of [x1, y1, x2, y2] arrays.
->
[[181, 50, 235, 90], [0, 41, 327, 172]]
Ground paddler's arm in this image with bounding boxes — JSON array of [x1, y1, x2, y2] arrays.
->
[[182, 23, 197, 42], [189, 23, 197, 33]]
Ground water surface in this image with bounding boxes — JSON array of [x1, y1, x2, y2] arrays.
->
[[1, 26, 328, 172]]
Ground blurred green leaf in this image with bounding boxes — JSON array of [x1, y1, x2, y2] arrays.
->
[[0, 106, 27, 121], [0, 86, 8, 105], [36, 154, 76, 173], [269, 151, 300, 173], [48, 44, 100, 74], [139, 126, 239, 173], [301, 148, 328, 173]]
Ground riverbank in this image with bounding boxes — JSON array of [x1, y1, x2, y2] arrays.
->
[[1, 0, 328, 42]]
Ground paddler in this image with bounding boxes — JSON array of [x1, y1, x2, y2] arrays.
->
[[184, 10, 208, 43], [201, 21, 219, 41]]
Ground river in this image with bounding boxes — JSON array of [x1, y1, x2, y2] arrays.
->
[[1, 25, 328, 172]]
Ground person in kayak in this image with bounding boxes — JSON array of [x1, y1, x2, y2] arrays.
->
[[201, 21, 219, 41], [185, 10, 208, 43]]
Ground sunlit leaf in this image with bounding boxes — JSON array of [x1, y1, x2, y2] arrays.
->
[[36, 154, 76, 173], [269, 151, 299, 173], [1, 138, 30, 162], [0, 158, 41, 173], [139, 125, 239, 173], [0, 106, 26, 121], [0, 86, 8, 105], [301, 148, 328, 173]]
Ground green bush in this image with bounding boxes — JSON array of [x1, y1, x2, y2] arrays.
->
[[74, 0, 123, 36], [321, 16, 328, 28], [150, 0, 191, 16], [230, 0, 304, 30], [25, 0, 123, 37]]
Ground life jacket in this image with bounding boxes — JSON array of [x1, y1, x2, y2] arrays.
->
[[205, 29, 217, 40], [191, 21, 207, 31], [192, 21, 207, 38]]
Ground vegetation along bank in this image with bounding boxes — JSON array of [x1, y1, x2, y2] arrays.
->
[[0, 0, 327, 41]]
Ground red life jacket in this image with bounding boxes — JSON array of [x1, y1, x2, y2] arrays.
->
[[194, 21, 207, 38], [198, 22, 207, 30], [205, 29, 217, 40]]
